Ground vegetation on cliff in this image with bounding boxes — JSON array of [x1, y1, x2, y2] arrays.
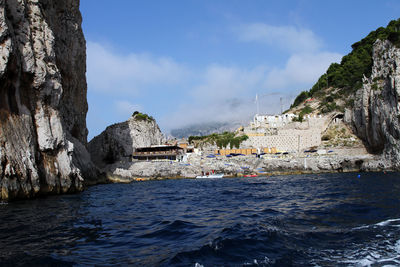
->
[[132, 111, 154, 122], [189, 132, 249, 149], [292, 105, 314, 122], [290, 18, 400, 112]]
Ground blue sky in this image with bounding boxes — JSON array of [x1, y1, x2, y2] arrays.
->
[[80, 0, 400, 139]]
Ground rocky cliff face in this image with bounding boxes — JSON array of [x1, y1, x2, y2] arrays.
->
[[0, 0, 97, 200], [88, 114, 164, 169], [345, 39, 400, 168]]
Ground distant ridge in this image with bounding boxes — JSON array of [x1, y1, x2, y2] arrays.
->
[[170, 121, 244, 138]]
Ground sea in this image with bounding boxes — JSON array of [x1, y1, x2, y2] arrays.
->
[[1, 172, 400, 266]]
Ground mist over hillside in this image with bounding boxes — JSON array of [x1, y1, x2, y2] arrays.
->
[[170, 121, 245, 138]]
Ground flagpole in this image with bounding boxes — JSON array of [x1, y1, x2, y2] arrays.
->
[[256, 94, 259, 115]]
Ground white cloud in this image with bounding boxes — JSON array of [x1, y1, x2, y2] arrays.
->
[[87, 41, 188, 93], [264, 52, 343, 89], [237, 23, 322, 52]]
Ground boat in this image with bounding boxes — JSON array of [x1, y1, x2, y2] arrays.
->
[[244, 174, 258, 178], [196, 173, 224, 179]]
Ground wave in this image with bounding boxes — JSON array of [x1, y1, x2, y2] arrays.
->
[[376, 218, 400, 227], [325, 218, 400, 266], [353, 217, 400, 230], [338, 241, 400, 266], [137, 220, 204, 240]]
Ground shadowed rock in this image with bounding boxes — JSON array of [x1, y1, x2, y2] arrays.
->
[[0, 0, 98, 200], [88, 113, 164, 169], [345, 40, 400, 169]]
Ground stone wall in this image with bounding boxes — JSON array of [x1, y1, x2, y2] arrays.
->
[[243, 129, 321, 152], [243, 116, 326, 152]]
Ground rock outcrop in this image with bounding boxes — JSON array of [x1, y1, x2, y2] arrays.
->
[[345, 39, 400, 168], [88, 113, 164, 169], [0, 0, 97, 200]]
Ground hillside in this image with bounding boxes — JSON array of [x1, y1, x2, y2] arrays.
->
[[288, 18, 400, 168], [289, 18, 400, 116]]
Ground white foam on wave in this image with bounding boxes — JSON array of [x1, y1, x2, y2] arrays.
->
[[376, 218, 400, 227], [338, 238, 400, 267], [395, 240, 400, 254], [321, 219, 400, 267], [341, 254, 400, 266], [243, 256, 271, 266], [352, 224, 370, 230], [353, 218, 400, 230]]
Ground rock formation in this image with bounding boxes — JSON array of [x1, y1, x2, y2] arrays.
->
[[345, 39, 400, 168], [0, 0, 97, 200], [88, 113, 164, 169]]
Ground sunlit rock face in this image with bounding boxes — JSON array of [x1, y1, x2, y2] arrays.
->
[[345, 39, 400, 169], [88, 114, 164, 169], [0, 0, 97, 200]]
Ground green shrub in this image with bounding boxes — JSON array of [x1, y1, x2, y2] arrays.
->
[[292, 114, 304, 122], [320, 102, 337, 114], [298, 105, 313, 118], [132, 111, 154, 122], [325, 96, 334, 103], [291, 91, 309, 108], [345, 99, 355, 108]]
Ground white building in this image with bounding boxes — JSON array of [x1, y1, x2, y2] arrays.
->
[[252, 113, 296, 128]]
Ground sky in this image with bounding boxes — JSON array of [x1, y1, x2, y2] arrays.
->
[[80, 0, 400, 139]]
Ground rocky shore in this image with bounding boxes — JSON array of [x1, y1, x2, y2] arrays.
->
[[100, 150, 387, 183]]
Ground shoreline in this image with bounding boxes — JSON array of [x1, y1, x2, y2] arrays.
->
[[101, 151, 391, 184], [3, 154, 391, 201], [105, 168, 390, 184]]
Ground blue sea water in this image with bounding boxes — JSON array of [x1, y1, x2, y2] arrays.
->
[[1, 172, 400, 266]]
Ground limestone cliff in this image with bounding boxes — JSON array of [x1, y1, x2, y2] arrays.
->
[[345, 39, 400, 168], [289, 19, 400, 169], [88, 113, 164, 169], [0, 0, 97, 200]]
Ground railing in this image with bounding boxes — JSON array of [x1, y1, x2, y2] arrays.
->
[[133, 151, 181, 157]]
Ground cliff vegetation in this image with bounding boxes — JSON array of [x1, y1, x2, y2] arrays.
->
[[132, 111, 155, 122], [291, 18, 400, 113]]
